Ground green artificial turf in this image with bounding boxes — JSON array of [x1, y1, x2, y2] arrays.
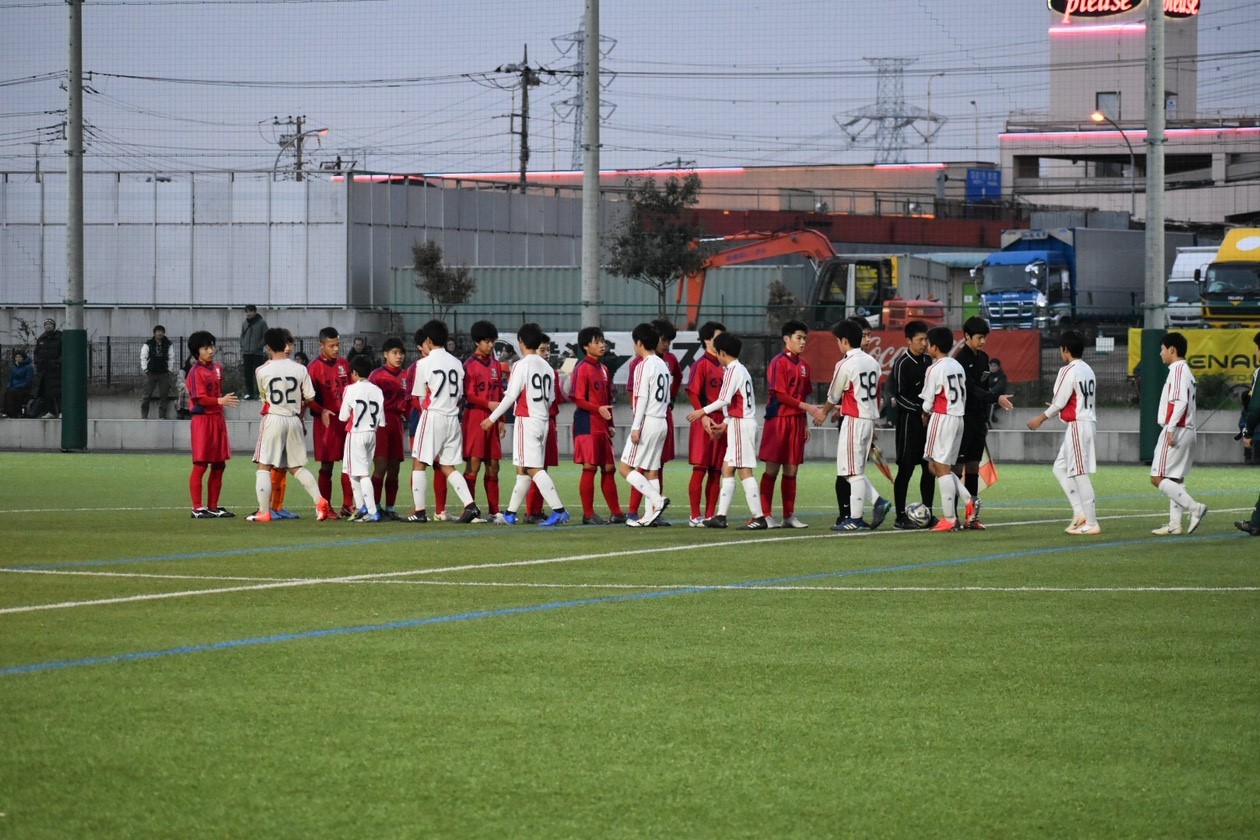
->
[[1, 452, 1257, 838]]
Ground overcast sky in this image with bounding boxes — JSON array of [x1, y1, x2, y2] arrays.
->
[[1, 0, 1257, 177]]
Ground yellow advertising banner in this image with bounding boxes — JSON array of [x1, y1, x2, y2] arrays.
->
[[1128, 329, 1260, 383]]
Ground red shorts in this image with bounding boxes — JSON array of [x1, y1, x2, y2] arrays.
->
[[661, 410, 675, 463], [573, 432, 615, 466], [375, 416, 405, 462], [312, 416, 347, 463], [688, 421, 726, 469], [545, 420, 559, 467], [462, 414, 503, 462], [190, 414, 231, 463], [758, 414, 807, 465]]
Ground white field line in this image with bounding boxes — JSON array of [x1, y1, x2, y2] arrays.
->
[[348, 580, 1260, 593], [0, 509, 1252, 616]]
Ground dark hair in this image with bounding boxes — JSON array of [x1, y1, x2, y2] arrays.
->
[[318, 326, 339, 342], [577, 326, 605, 351], [927, 326, 955, 354], [518, 322, 545, 351], [650, 318, 677, 342], [1059, 330, 1085, 359], [188, 330, 216, 356], [153, 324, 166, 334], [963, 316, 991, 337], [244, 304, 257, 314], [847, 315, 871, 332], [14, 349, 27, 361], [350, 355, 373, 378], [1252, 330, 1260, 350], [781, 319, 808, 337], [293, 351, 309, 366], [832, 319, 864, 348], [264, 328, 292, 352], [1161, 331, 1188, 358], [632, 322, 660, 351], [420, 319, 448, 348], [698, 321, 726, 344], [381, 337, 405, 354], [904, 320, 929, 340], [713, 332, 742, 359], [470, 320, 499, 343]]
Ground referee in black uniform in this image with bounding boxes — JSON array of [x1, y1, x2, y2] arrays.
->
[[952, 316, 1014, 529], [889, 320, 936, 529]]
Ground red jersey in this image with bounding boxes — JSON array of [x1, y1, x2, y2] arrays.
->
[[369, 364, 408, 422], [687, 351, 726, 420], [463, 352, 505, 420], [187, 361, 225, 414], [764, 350, 812, 419], [570, 355, 615, 437], [307, 355, 350, 415]]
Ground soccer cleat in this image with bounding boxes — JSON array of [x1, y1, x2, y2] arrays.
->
[[271, 508, 299, 520], [924, 516, 941, 530], [539, 510, 571, 527], [1069, 522, 1102, 536], [740, 516, 769, 531], [764, 515, 780, 529], [501, 512, 518, 525], [870, 498, 892, 530], [406, 510, 429, 523], [191, 508, 215, 519], [315, 499, 335, 522], [246, 510, 272, 522], [1151, 523, 1182, 536], [521, 513, 544, 525], [1187, 503, 1208, 534], [930, 518, 960, 532], [1065, 513, 1086, 533], [893, 515, 916, 531], [830, 517, 868, 532], [703, 515, 728, 529], [457, 503, 482, 524], [356, 511, 381, 523], [434, 510, 450, 522], [781, 515, 809, 529], [609, 514, 629, 524], [210, 507, 235, 518], [491, 512, 511, 525], [582, 514, 609, 526], [639, 497, 671, 527], [380, 509, 405, 522], [964, 497, 982, 528], [339, 505, 357, 519], [649, 519, 672, 527], [688, 516, 705, 528], [626, 517, 646, 528], [963, 519, 986, 531], [1235, 520, 1260, 536]]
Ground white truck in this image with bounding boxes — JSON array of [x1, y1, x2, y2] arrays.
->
[[1165, 245, 1216, 329]]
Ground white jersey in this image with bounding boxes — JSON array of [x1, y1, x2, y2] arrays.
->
[[1158, 359, 1197, 430], [1044, 359, 1097, 424], [630, 354, 672, 431], [410, 347, 464, 417], [488, 353, 555, 422], [827, 348, 882, 420], [920, 356, 967, 418], [703, 360, 757, 420], [339, 379, 386, 433], [256, 357, 315, 417]]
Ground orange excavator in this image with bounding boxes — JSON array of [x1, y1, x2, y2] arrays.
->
[[676, 229, 945, 331]]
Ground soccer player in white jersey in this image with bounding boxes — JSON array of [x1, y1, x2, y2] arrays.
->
[[819, 319, 892, 532], [1149, 332, 1208, 535], [617, 323, 673, 527], [919, 326, 974, 531], [340, 355, 385, 522], [407, 320, 480, 524], [685, 332, 766, 530], [248, 328, 334, 522], [1027, 330, 1101, 535], [482, 323, 570, 526]]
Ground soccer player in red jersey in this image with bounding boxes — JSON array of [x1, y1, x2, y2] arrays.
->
[[307, 326, 355, 517], [570, 326, 625, 524], [368, 338, 408, 520], [758, 320, 827, 528], [685, 321, 727, 526], [625, 319, 683, 523], [186, 330, 240, 518], [462, 320, 507, 521]]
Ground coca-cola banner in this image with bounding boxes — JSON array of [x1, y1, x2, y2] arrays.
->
[[800, 330, 1041, 384]]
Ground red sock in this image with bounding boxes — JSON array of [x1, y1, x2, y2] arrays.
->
[[628, 487, 642, 517], [434, 469, 448, 513], [782, 476, 798, 518], [270, 468, 287, 511], [601, 470, 623, 516], [318, 462, 334, 502], [190, 462, 207, 509], [526, 484, 544, 517], [484, 474, 500, 514], [385, 472, 398, 506], [208, 463, 225, 509], [689, 467, 705, 518], [580, 468, 597, 517], [340, 472, 354, 509], [704, 470, 721, 518], [759, 472, 775, 517], [372, 474, 383, 504]]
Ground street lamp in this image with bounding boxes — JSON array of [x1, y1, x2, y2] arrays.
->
[[1090, 111, 1136, 218], [273, 127, 328, 181], [969, 100, 979, 160], [925, 71, 944, 162]]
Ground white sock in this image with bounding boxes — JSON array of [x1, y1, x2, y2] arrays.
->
[[1054, 462, 1082, 517], [849, 475, 875, 519], [531, 470, 563, 510], [358, 477, 377, 514], [1072, 475, 1097, 525], [717, 476, 736, 516], [348, 473, 364, 510], [953, 473, 972, 506], [410, 470, 426, 511], [627, 470, 659, 503], [741, 476, 762, 518], [446, 470, 473, 508], [507, 474, 532, 514], [255, 470, 272, 513], [1159, 478, 1195, 514], [939, 475, 956, 521], [292, 467, 322, 505]]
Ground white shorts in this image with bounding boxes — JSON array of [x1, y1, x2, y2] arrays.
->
[[254, 413, 308, 469], [342, 430, 377, 478], [1054, 420, 1096, 478], [621, 416, 668, 471], [1151, 426, 1195, 480], [723, 417, 758, 470], [837, 415, 874, 476], [924, 414, 963, 467], [512, 416, 549, 470], [411, 411, 463, 466]]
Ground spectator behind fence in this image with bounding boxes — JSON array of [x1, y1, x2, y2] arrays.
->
[[175, 350, 196, 419], [140, 324, 176, 419], [33, 318, 62, 418], [2, 350, 34, 418], [346, 336, 373, 366], [240, 304, 268, 401]]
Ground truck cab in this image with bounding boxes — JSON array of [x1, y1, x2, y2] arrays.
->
[[975, 249, 1071, 330], [1202, 229, 1260, 328]]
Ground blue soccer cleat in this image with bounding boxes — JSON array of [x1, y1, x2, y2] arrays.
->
[[538, 510, 571, 527]]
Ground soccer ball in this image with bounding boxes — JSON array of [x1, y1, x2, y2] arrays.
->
[[905, 503, 932, 528]]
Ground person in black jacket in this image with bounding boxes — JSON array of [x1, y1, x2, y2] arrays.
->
[[952, 317, 1013, 529], [33, 318, 62, 418], [140, 324, 175, 419], [889, 320, 937, 529]]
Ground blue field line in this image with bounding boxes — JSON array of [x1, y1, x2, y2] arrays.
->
[[1, 532, 1245, 678]]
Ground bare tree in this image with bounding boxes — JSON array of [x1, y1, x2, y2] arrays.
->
[[605, 174, 705, 319], [412, 240, 476, 322]]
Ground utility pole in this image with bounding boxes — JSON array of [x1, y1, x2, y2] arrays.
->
[[497, 47, 544, 189], [63, 0, 87, 449], [581, 0, 601, 327], [271, 115, 326, 181]]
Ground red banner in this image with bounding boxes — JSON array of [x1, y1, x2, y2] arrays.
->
[[800, 330, 1041, 384]]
